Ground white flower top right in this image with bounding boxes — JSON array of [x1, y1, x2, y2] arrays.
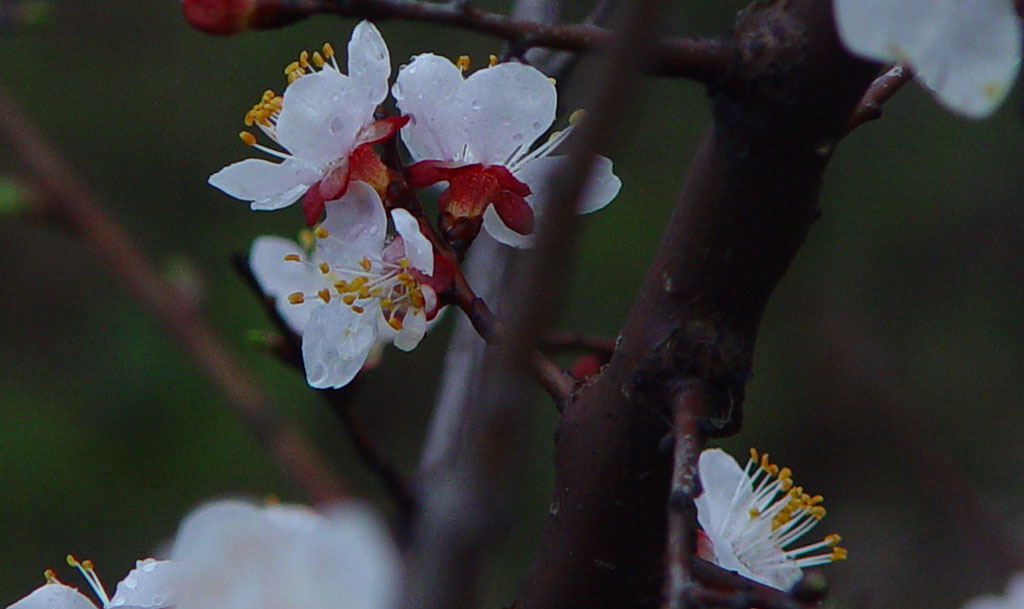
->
[[833, 0, 1022, 118]]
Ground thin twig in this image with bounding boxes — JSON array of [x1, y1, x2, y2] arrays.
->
[[323, 389, 418, 524], [540, 330, 616, 356], [663, 388, 705, 609], [845, 64, 914, 133], [189, 0, 734, 82], [0, 85, 348, 506]]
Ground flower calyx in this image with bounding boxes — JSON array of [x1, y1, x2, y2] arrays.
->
[[406, 160, 533, 253]]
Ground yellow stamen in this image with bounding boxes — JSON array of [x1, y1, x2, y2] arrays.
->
[[488, 54, 498, 67], [315, 226, 329, 239], [322, 42, 335, 58], [239, 131, 257, 146], [388, 318, 403, 331], [299, 50, 309, 68], [830, 547, 848, 561], [317, 288, 331, 303], [569, 109, 586, 125], [299, 229, 315, 250], [456, 55, 471, 72], [825, 534, 842, 546], [748, 508, 760, 518], [343, 294, 356, 305], [43, 569, 58, 584], [351, 305, 364, 314], [284, 60, 301, 75], [359, 256, 372, 272], [283, 254, 301, 262], [312, 51, 326, 68], [749, 447, 758, 462], [287, 292, 305, 305], [318, 261, 330, 274], [398, 257, 410, 268]]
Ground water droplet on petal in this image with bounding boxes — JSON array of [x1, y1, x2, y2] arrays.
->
[[471, 100, 482, 110], [123, 578, 138, 590], [408, 66, 418, 75], [531, 121, 542, 130]]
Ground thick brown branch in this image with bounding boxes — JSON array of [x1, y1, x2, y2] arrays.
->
[[519, 1, 880, 607], [0, 86, 347, 506]]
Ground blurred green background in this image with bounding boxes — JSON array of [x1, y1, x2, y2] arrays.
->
[[1, 1, 1022, 608]]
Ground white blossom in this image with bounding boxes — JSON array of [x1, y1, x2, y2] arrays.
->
[[393, 53, 621, 247], [249, 182, 440, 389], [694, 448, 847, 590], [6, 558, 178, 609], [833, 0, 1022, 118], [209, 21, 400, 221], [171, 500, 401, 609]]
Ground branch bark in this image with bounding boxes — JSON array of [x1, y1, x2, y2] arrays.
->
[[517, 1, 880, 607]]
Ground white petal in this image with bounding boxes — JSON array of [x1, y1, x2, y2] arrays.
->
[[834, 0, 1021, 118], [393, 54, 466, 161], [482, 154, 620, 248], [249, 236, 319, 333], [108, 560, 180, 609], [458, 62, 556, 164], [276, 70, 369, 167], [304, 504, 403, 609], [208, 158, 318, 210], [301, 302, 377, 389], [393, 309, 427, 352], [391, 208, 434, 275], [694, 449, 749, 538], [171, 500, 400, 609], [347, 21, 391, 107], [319, 182, 388, 265], [7, 584, 98, 609]]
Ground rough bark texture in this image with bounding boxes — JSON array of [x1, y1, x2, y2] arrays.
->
[[517, 1, 880, 608]]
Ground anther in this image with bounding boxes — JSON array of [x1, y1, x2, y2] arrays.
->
[[748, 507, 760, 518], [569, 109, 586, 125], [749, 447, 759, 462], [283, 254, 301, 262], [312, 51, 325, 68], [44, 569, 58, 584], [317, 288, 331, 303], [287, 292, 305, 305], [825, 534, 842, 546], [456, 55, 471, 72], [359, 257, 371, 271], [830, 547, 848, 561], [318, 261, 330, 274], [389, 318, 403, 331], [299, 50, 309, 68], [351, 305, 364, 314], [343, 295, 356, 305], [488, 54, 498, 67], [314, 226, 329, 239], [322, 43, 335, 58], [239, 131, 257, 146], [284, 60, 301, 75]]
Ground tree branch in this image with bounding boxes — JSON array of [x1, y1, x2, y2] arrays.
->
[[845, 64, 914, 133], [518, 1, 880, 607], [0, 85, 348, 506], [184, 0, 735, 81], [401, 2, 668, 608], [662, 389, 705, 609]]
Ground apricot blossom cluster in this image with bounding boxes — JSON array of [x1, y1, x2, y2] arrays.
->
[[208, 20, 620, 389]]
